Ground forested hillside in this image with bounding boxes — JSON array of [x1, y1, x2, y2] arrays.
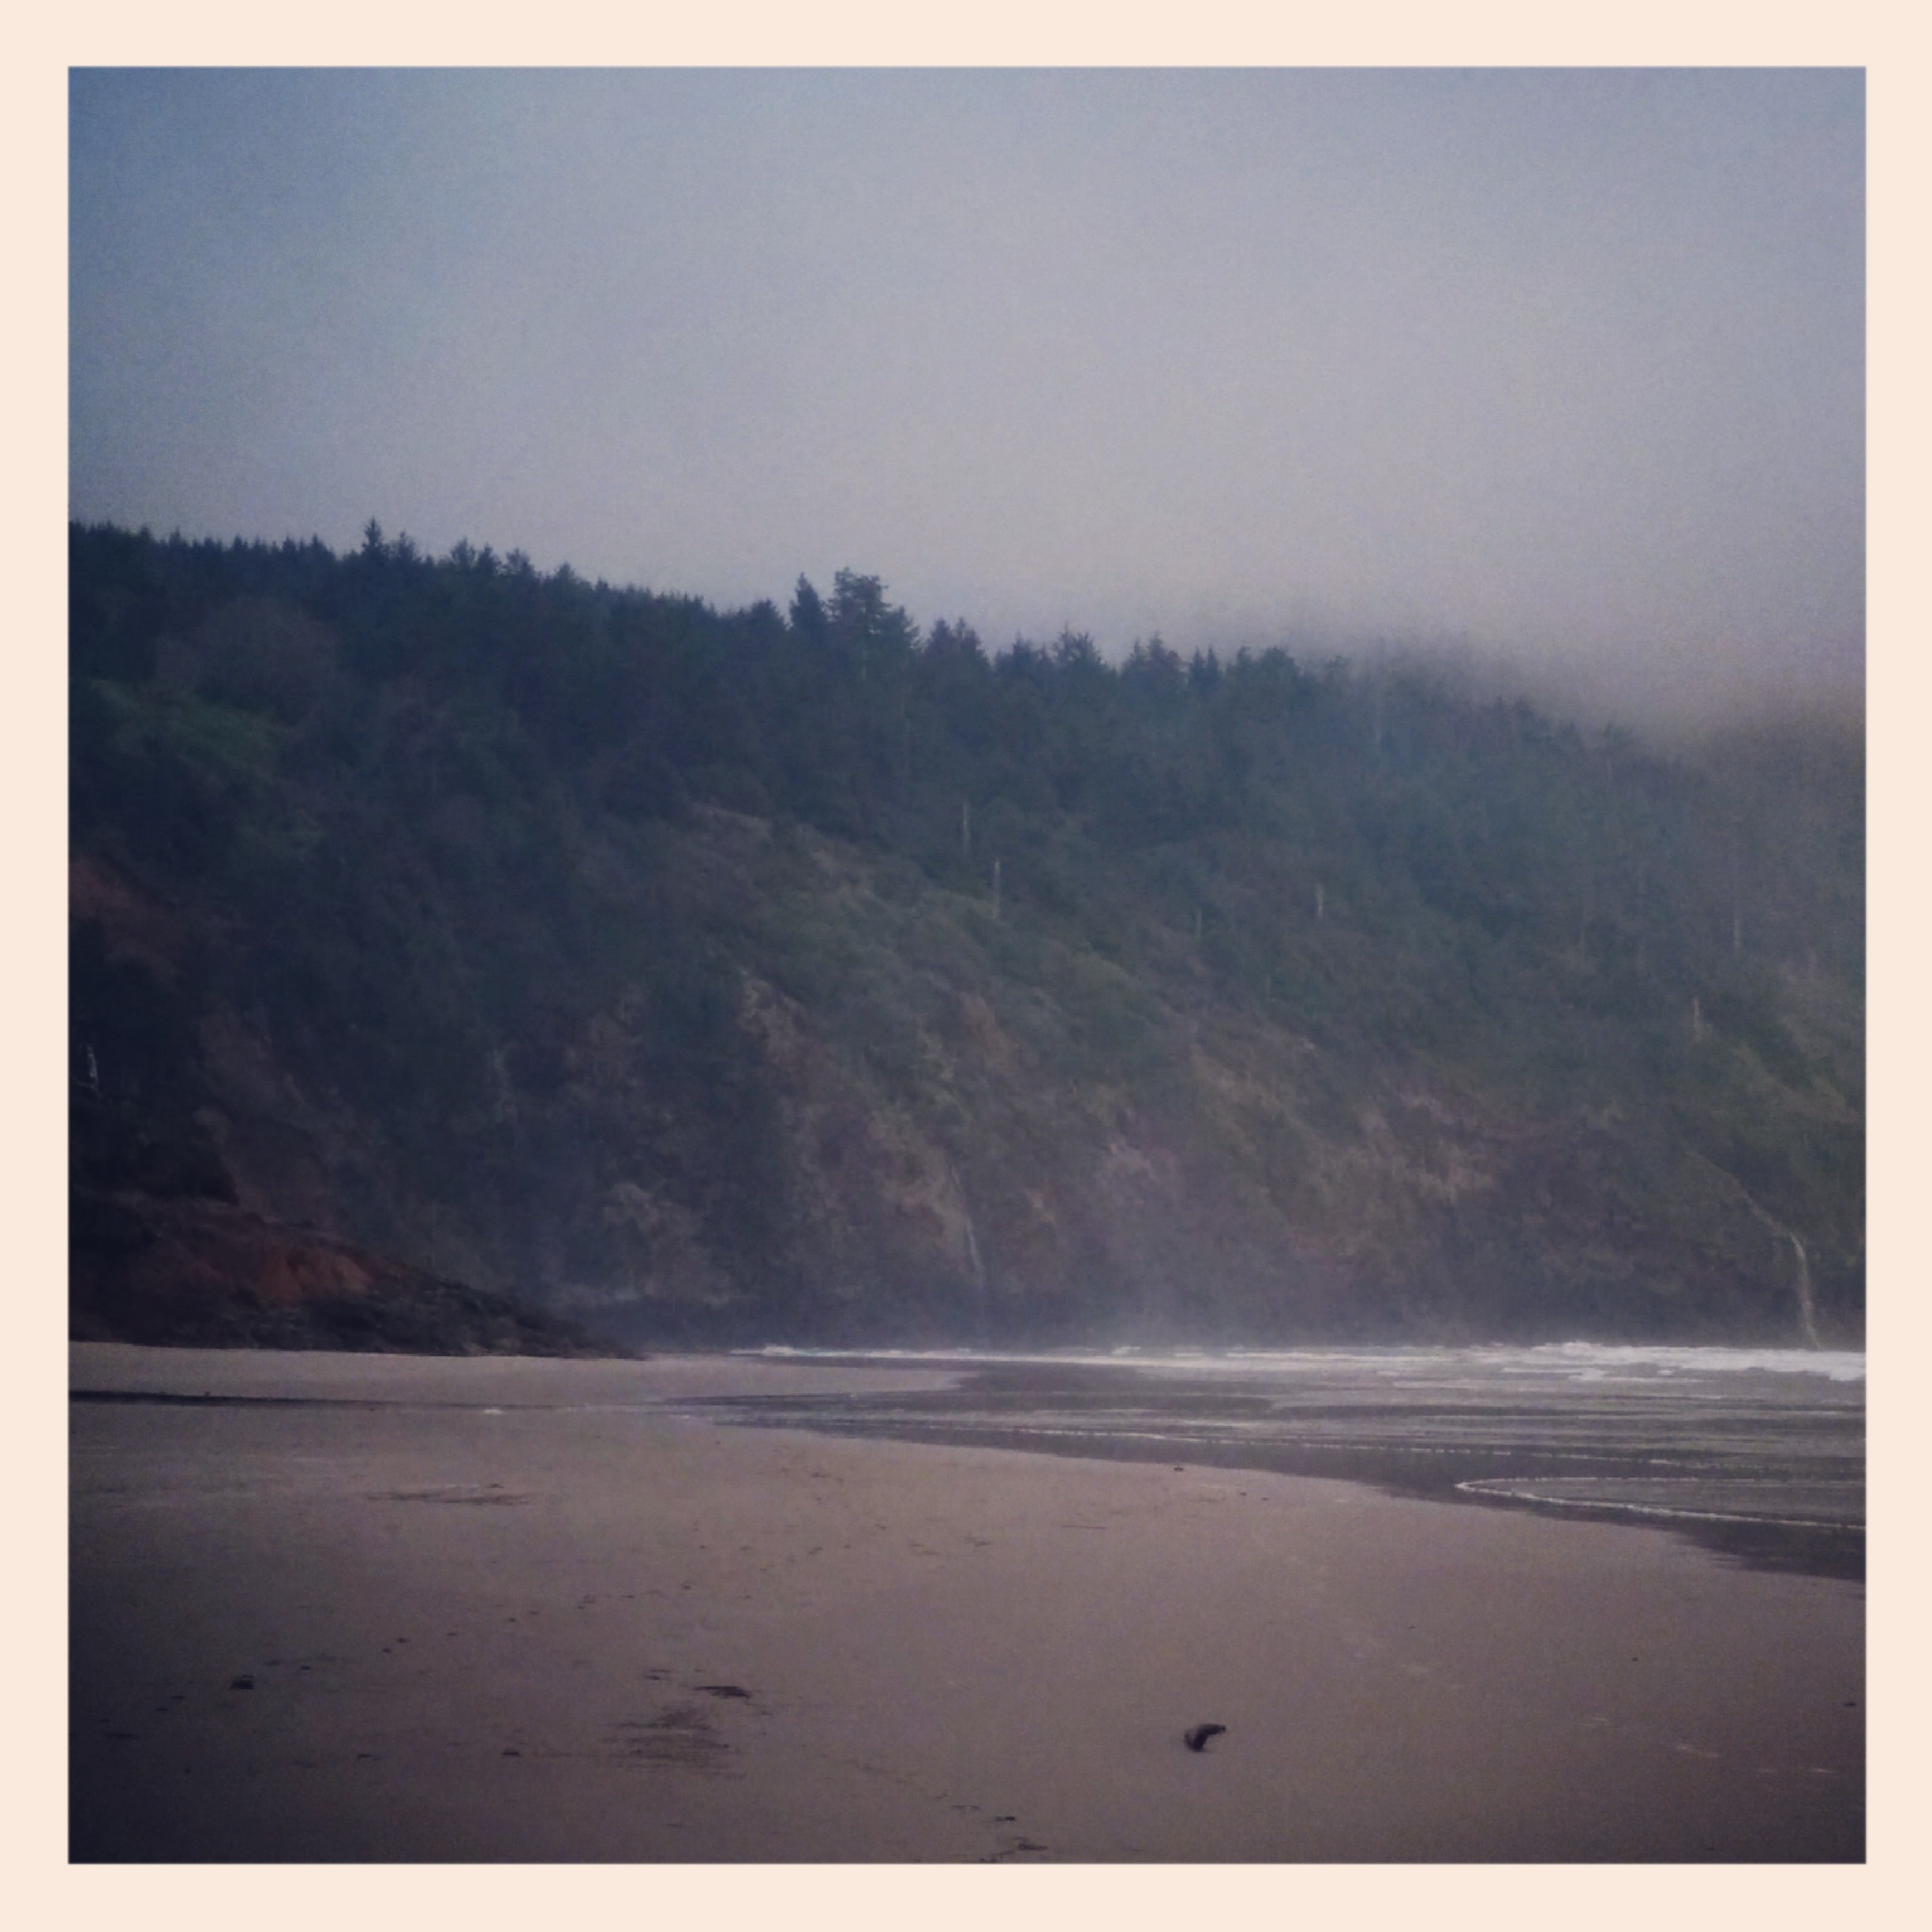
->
[[69, 522, 1863, 1347]]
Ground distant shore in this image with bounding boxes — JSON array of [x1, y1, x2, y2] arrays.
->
[[70, 1344, 1863, 1862]]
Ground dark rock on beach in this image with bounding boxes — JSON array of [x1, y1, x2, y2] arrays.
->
[[69, 1184, 627, 1358]]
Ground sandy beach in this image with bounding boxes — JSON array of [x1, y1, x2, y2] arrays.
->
[[69, 1344, 1863, 1863]]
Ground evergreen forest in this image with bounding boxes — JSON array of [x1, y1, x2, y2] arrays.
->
[[69, 522, 1864, 1349]]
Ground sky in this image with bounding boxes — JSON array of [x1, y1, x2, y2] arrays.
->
[[69, 68, 1864, 731]]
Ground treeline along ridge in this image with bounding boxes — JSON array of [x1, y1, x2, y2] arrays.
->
[[69, 522, 1863, 1346]]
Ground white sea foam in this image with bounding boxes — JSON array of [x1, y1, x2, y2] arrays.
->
[[743, 1339, 1863, 1383], [1503, 1342, 1864, 1383]]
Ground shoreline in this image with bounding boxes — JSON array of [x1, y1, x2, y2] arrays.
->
[[70, 1344, 1863, 1862], [687, 1346, 1866, 1582]]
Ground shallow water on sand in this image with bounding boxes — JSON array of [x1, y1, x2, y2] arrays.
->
[[706, 1342, 1866, 1579]]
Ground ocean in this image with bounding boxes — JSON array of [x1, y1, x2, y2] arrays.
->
[[706, 1341, 1866, 1579]]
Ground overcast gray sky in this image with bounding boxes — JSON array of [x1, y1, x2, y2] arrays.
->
[[69, 68, 1863, 728]]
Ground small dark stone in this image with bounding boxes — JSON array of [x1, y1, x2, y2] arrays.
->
[[698, 1683, 751, 1698], [502, 1747, 521, 1757], [229, 1676, 255, 1690], [1183, 1723, 1226, 1752]]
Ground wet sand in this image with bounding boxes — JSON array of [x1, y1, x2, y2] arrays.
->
[[69, 1344, 1863, 1862]]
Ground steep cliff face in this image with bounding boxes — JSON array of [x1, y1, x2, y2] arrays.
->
[[70, 804, 1859, 1350]]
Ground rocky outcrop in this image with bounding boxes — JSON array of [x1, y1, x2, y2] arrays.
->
[[69, 1185, 623, 1356]]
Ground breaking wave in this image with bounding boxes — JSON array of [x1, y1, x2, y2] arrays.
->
[[748, 1339, 1863, 1384]]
